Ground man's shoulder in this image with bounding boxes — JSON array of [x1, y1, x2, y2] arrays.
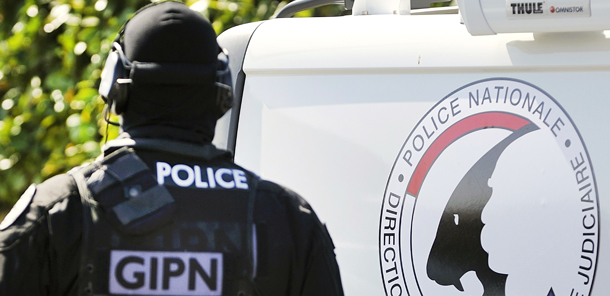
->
[[258, 180, 299, 201], [256, 180, 316, 218], [0, 173, 78, 250], [14, 173, 77, 217], [37, 173, 79, 202]]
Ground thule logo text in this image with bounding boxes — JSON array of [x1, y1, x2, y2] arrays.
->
[[510, 2, 544, 14]]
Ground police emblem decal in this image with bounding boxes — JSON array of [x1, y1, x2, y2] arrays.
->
[[379, 78, 599, 296]]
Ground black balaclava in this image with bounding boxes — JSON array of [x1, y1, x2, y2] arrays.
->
[[120, 1, 220, 144]]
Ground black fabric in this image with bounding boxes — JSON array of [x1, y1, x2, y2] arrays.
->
[[0, 139, 344, 296], [123, 2, 218, 64], [120, 122, 219, 145], [69, 147, 257, 295], [79, 148, 177, 235], [0, 174, 82, 296], [104, 132, 232, 161], [120, 1, 221, 143]]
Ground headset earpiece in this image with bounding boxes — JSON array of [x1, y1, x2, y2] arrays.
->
[[214, 49, 233, 117], [99, 42, 132, 114]]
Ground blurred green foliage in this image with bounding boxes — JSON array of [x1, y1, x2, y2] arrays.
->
[[0, 0, 344, 211]]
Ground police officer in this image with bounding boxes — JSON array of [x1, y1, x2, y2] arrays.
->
[[0, 2, 344, 295]]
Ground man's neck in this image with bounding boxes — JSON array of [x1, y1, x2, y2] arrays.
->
[[122, 124, 212, 145]]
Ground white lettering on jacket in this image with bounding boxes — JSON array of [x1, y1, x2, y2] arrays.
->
[[156, 162, 249, 190]]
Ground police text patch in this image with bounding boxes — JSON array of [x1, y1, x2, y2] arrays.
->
[[109, 250, 223, 295]]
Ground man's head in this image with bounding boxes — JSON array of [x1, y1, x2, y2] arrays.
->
[[99, 1, 232, 143]]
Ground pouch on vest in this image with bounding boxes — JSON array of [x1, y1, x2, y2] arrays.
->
[[75, 147, 176, 236]]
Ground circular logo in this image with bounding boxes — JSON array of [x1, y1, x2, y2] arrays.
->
[[550, 6, 556, 13], [379, 78, 599, 296]]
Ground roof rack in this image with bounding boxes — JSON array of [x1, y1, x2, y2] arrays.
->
[[273, 0, 352, 18], [272, 0, 450, 18]]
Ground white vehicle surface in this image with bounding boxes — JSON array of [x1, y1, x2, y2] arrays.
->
[[214, 0, 609, 295]]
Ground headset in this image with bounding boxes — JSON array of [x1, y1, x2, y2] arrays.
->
[[98, 24, 233, 118]]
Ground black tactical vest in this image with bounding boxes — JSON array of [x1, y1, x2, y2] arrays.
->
[[70, 147, 259, 296]]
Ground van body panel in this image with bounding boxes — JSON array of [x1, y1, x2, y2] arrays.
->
[[219, 12, 609, 296], [243, 15, 610, 71]]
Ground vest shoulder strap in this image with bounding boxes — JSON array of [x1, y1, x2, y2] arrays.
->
[[71, 147, 176, 236]]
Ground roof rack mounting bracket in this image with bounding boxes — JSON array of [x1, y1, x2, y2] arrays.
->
[[273, 0, 347, 18]]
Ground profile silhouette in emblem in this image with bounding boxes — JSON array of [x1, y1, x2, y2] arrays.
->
[[426, 123, 539, 296]]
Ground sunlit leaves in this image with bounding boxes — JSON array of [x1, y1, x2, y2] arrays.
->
[[0, 0, 143, 204]]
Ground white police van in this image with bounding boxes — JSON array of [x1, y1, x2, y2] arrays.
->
[[214, 0, 609, 295]]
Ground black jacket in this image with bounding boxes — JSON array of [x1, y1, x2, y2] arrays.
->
[[0, 137, 344, 296]]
